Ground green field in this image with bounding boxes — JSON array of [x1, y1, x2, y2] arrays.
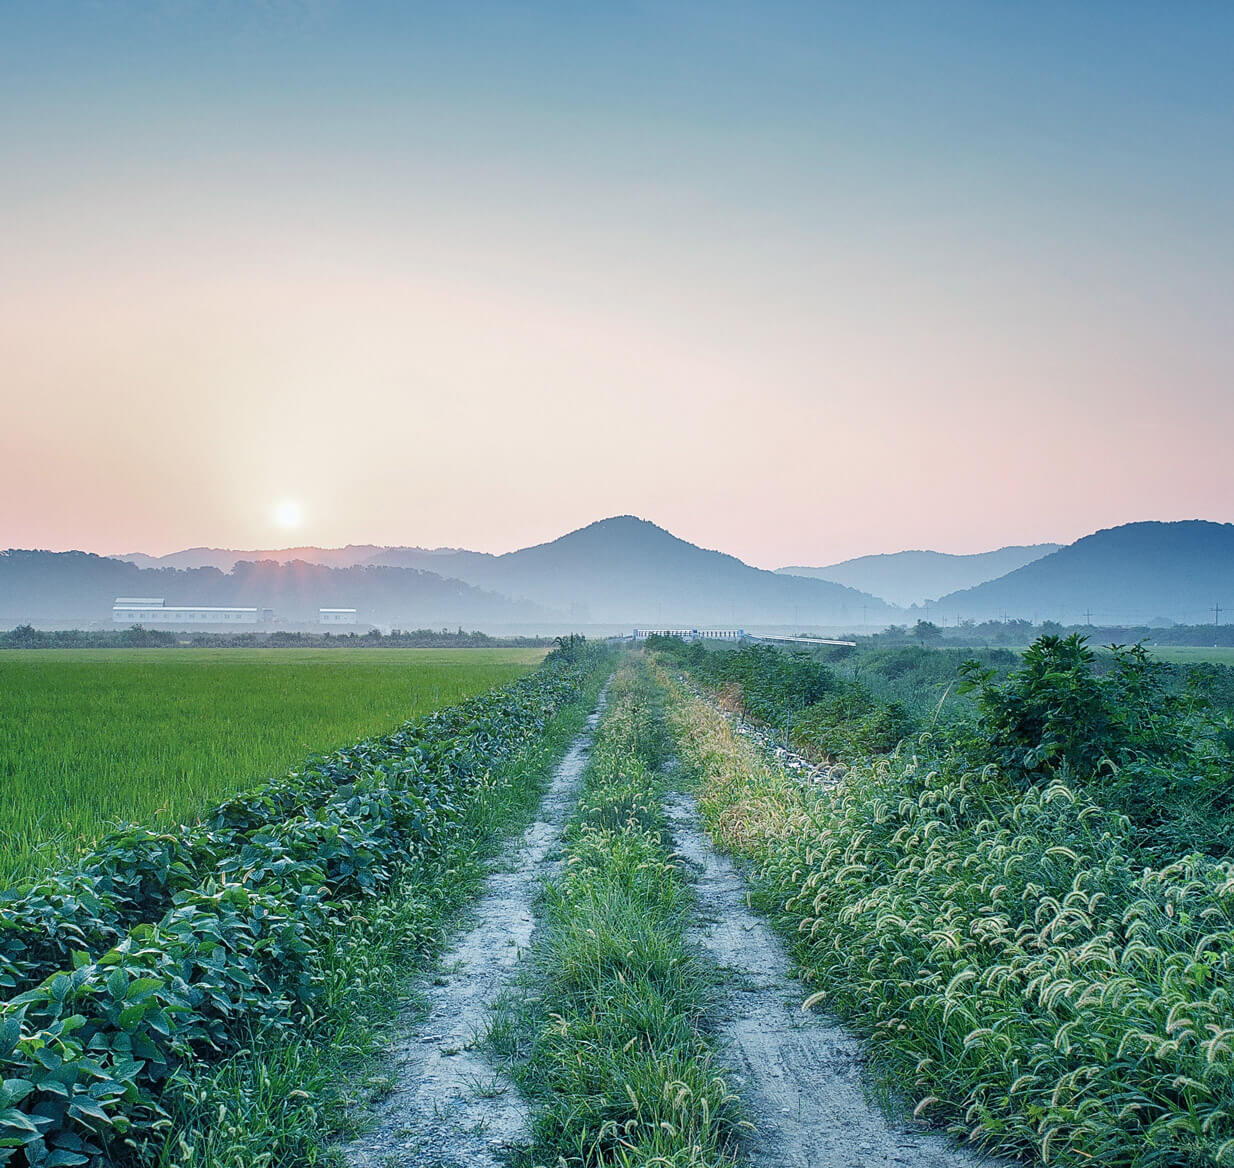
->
[[1146, 643, 1234, 664], [0, 648, 545, 884]]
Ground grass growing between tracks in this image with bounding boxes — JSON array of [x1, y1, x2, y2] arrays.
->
[[158, 667, 608, 1168], [491, 664, 741, 1168]]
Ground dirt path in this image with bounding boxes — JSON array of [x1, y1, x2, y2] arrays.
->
[[666, 791, 1003, 1168], [342, 690, 606, 1168]]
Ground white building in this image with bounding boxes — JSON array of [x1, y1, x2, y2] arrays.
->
[[319, 608, 359, 625], [112, 598, 263, 625]]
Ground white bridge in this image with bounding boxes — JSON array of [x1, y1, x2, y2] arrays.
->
[[632, 628, 743, 641]]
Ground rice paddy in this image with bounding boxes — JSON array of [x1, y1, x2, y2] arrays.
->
[[1147, 644, 1234, 665], [0, 648, 545, 883]]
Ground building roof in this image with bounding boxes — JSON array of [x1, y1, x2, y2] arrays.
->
[[112, 604, 258, 613], [114, 597, 165, 605]]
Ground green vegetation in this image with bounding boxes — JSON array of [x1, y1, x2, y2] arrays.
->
[[0, 625, 551, 650], [661, 636, 1234, 1167], [868, 618, 1234, 652], [492, 663, 740, 1167], [648, 637, 957, 759], [0, 648, 545, 883], [652, 635, 1234, 758], [959, 637, 1234, 858], [8, 628, 1230, 1167], [1150, 645, 1234, 666], [160, 667, 604, 1168], [0, 644, 609, 1167]]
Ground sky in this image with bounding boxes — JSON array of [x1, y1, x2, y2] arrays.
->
[[2, 1, 1232, 569]]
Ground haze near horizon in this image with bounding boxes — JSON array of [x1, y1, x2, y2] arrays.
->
[[3, 2, 1232, 567]]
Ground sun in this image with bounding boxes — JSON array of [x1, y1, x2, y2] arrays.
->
[[274, 500, 303, 529]]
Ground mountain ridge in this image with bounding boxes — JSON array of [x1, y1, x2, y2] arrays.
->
[[9, 516, 894, 629], [121, 545, 394, 572], [0, 550, 544, 626], [777, 543, 1061, 607], [933, 521, 1234, 625], [26, 518, 1231, 630], [376, 516, 892, 624]]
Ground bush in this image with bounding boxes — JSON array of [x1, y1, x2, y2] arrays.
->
[[960, 635, 1234, 858]]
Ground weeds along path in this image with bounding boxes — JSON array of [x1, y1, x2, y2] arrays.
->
[[491, 662, 742, 1166], [342, 683, 609, 1168], [665, 789, 998, 1168]]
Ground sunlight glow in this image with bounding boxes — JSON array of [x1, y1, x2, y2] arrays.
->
[[274, 500, 302, 529]]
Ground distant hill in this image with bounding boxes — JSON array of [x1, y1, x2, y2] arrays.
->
[[933, 521, 1234, 625], [371, 516, 893, 625], [366, 546, 499, 577], [119, 545, 389, 571], [777, 544, 1060, 608], [2, 518, 892, 630], [0, 551, 544, 627]]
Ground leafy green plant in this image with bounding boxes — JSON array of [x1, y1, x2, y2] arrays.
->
[[652, 637, 913, 762], [0, 646, 611, 1167], [959, 635, 1234, 857]]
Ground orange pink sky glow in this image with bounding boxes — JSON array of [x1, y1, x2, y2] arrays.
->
[[2, 3, 1232, 568]]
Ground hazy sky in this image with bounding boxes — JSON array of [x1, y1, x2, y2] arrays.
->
[[3, 2, 1232, 568]]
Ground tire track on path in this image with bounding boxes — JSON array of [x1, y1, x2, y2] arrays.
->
[[666, 790, 1006, 1168], [343, 686, 608, 1168]]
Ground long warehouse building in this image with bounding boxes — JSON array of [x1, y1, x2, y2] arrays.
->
[[112, 597, 267, 625]]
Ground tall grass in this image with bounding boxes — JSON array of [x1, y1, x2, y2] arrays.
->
[[665, 676, 1234, 1167], [0, 648, 544, 883]]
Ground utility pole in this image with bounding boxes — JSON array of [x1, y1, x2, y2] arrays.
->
[[1084, 608, 1092, 626], [1215, 602, 1223, 627]]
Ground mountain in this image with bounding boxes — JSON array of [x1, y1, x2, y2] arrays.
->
[[932, 521, 1234, 625], [0, 551, 544, 627], [2, 518, 892, 629], [366, 546, 498, 577], [119, 545, 388, 571], [375, 516, 893, 625], [776, 544, 1060, 608]]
